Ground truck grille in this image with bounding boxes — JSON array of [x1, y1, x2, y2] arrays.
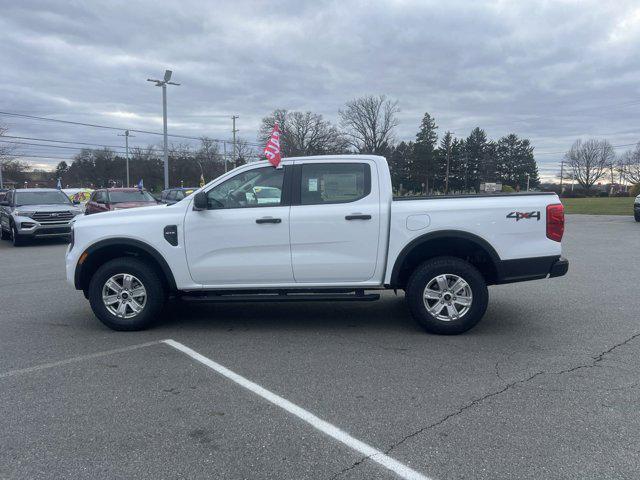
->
[[30, 211, 74, 224]]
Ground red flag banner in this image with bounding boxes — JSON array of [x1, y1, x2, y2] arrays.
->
[[264, 123, 282, 168]]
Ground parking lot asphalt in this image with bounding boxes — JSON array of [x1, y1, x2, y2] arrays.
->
[[1, 214, 639, 480]]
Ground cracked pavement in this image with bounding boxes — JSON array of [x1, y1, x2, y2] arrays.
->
[[1, 214, 639, 479]]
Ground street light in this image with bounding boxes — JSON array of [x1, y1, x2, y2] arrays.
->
[[117, 130, 134, 187], [147, 69, 180, 190]]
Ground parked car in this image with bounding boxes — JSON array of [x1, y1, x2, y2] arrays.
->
[[1, 188, 83, 246], [634, 194, 640, 222], [85, 188, 158, 215], [67, 155, 568, 333], [160, 187, 196, 205]]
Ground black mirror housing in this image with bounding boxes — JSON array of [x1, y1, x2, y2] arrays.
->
[[193, 191, 208, 210]]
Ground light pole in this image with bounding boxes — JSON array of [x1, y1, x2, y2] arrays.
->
[[117, 130, 134, 187], [147, 70, 180, 190], [231, 115, 239, 168]]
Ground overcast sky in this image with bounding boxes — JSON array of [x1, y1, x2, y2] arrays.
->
[[1, 0, 640, 179]]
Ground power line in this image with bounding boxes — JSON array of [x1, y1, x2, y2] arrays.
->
[[0, 110, 263, 146], [1, 134, 135, 150], [536, 142, 637, 156], [0, 138, 128, 153]]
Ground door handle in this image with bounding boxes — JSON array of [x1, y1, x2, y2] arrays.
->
[[345, 214, 371, 220], [256, 217, 282, 224]]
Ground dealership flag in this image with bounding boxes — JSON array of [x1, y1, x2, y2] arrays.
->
[[56, 178, 62, 190], [263, 123, 282, 168], [137, 179, 144, 191], [199, 174, 205, 188]]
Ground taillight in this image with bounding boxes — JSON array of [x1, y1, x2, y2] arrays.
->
[[546, 203, 564, 242]]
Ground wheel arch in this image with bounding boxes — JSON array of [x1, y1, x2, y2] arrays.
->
[[389, 230, 501, 288], [75, 238, 177, 296]]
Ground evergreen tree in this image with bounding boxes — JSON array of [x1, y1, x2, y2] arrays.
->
[[413, 113, 438, 193], [464, 127, 493, 192], [496, 134, 539, 189], [434, 132, 454, 193], [388, 141, 415, 193]]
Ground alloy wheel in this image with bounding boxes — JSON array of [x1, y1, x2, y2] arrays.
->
[[102, 273, 147, 319], [423, 274, 473, 321]]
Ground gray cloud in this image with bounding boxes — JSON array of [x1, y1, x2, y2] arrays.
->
[[1, 0, 640, 178]]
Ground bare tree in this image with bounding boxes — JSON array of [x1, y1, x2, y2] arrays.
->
[[1, 125, 17, 188], [259, 110, 349, 157], [338, 95, 399, 154], [619, 143, 640, 185], [234, 138, 257, 166], [564, 139, 613, 191]]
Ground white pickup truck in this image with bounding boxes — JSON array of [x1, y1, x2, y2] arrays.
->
[[66, 155, 568, 334]]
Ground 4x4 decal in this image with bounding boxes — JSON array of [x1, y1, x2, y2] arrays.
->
[[507, 211, 541, 221]]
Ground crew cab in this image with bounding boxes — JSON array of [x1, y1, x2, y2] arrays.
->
[[66, 155, 568, 334], [1, 188, 83, 246]]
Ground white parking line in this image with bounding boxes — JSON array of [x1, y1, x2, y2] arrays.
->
[[0, 340, 160, 380], [163, 339, 433, 480]]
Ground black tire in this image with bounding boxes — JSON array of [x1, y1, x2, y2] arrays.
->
[[88, 257, 166, 331], [11, 223, 25, 246], [0, 226, 9, 240], [635, 212, 640, 222], [405, 256, 488, 335]]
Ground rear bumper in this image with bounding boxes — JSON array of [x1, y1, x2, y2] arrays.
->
[[496, 255, 568, 284], [549, 257, 569, 278]]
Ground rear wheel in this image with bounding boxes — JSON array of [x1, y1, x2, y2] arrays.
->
[[405, 256, 488, 335], [88, 257, 166, 331], [635, 211, 640, 222], [0, 225, 9, 240]]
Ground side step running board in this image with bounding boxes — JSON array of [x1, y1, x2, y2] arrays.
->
[[181, 292, 380, 303]]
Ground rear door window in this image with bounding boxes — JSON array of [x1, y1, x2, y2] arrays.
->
[[299, 163, 370, 205]]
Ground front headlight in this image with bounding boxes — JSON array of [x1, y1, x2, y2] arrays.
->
[[13, 210, 35, 217]]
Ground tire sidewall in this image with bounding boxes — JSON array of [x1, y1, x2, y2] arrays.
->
[[406, 256, 488, 335], [11, 222, 24, 246], [89, 258, 165, 331]]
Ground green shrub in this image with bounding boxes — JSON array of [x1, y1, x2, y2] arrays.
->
[[501, 185, 515, 193], [630, 183, 640, 197]]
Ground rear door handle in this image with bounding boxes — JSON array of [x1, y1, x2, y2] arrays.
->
[[345, 214, 371, 220], [256, 217, 282, 224]]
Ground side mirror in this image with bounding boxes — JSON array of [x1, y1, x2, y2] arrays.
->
[[72, 200, 80, 205], [193, 191, 208, 211]]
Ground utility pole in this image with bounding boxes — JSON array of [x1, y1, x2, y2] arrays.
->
[[117, 130, 134, 187], [445, 134, 451, 195], [147, 70, 180, 189], [559, 159, 564, 193], [232, 115, 239, 168], [223, 141, 228, 173], [526, 173, 530, 191]]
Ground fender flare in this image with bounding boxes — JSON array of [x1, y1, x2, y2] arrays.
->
[[389, 230, 502, 286], [75, 238, 177, 291]]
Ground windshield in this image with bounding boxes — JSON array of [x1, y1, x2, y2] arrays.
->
[[109, 191, 156, 203], [15, 191, 72, 206]]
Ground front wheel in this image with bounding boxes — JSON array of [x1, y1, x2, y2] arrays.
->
[[405, 256, 488, 335], [635, 211, 640, 222], [88, 257, 166, 331], [11, 223, 25, 246]]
